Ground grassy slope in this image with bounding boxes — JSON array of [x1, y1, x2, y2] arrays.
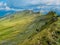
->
[[0, 11, 60, 45]]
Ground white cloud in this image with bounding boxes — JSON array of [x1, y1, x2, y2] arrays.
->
[[5, 6, 11, 10], [0, 0, 60, 12], [21, 0, 60, 5], [5, 0, 54, 7], [0, 2, 10, 10], [29, 0, 60, 5], [0, 2, 3, 6], [5, 0, 60, 9], [0, 2, 24, 11], [55, 0, 60, 5], [21, 0, 54, 5], [27, 0, 40, 5]]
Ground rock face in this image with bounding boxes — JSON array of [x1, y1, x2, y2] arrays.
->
[[0, 11, 60, 45]]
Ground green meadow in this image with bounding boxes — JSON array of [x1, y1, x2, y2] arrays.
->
[[0, 11, 60, 45]]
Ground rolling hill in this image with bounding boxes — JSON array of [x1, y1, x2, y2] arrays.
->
[[0, 11, 60, 45]]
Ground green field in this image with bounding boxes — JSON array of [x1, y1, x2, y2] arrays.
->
[[0, 11, 60, 45]]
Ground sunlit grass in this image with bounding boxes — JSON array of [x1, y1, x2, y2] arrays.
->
[[0, 11, 60, 45]]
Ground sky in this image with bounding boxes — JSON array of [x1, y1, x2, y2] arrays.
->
[[0, 0, 60, 16], [0, 0, 60, 10]]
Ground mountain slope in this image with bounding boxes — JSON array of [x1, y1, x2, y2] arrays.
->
[[0, 11, 60, 45]]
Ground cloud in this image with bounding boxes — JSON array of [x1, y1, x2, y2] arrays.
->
[[30, 0, 60, 5], [0, 2, 24, 11], [6, 0, 60, 7], [55, 0, 60, 5], [0, 2, 10, 10], [0, 0, 60, 12], [0, 2, 3, 6], [28, 0, 54, 5]]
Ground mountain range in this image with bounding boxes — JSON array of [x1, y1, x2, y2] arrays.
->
[[0, 11, 60, 45]]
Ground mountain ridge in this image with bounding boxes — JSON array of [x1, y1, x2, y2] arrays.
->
[[0, 11, 60, 45]]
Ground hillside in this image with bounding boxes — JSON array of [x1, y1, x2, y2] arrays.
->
[[0, 11, 60, 45]]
